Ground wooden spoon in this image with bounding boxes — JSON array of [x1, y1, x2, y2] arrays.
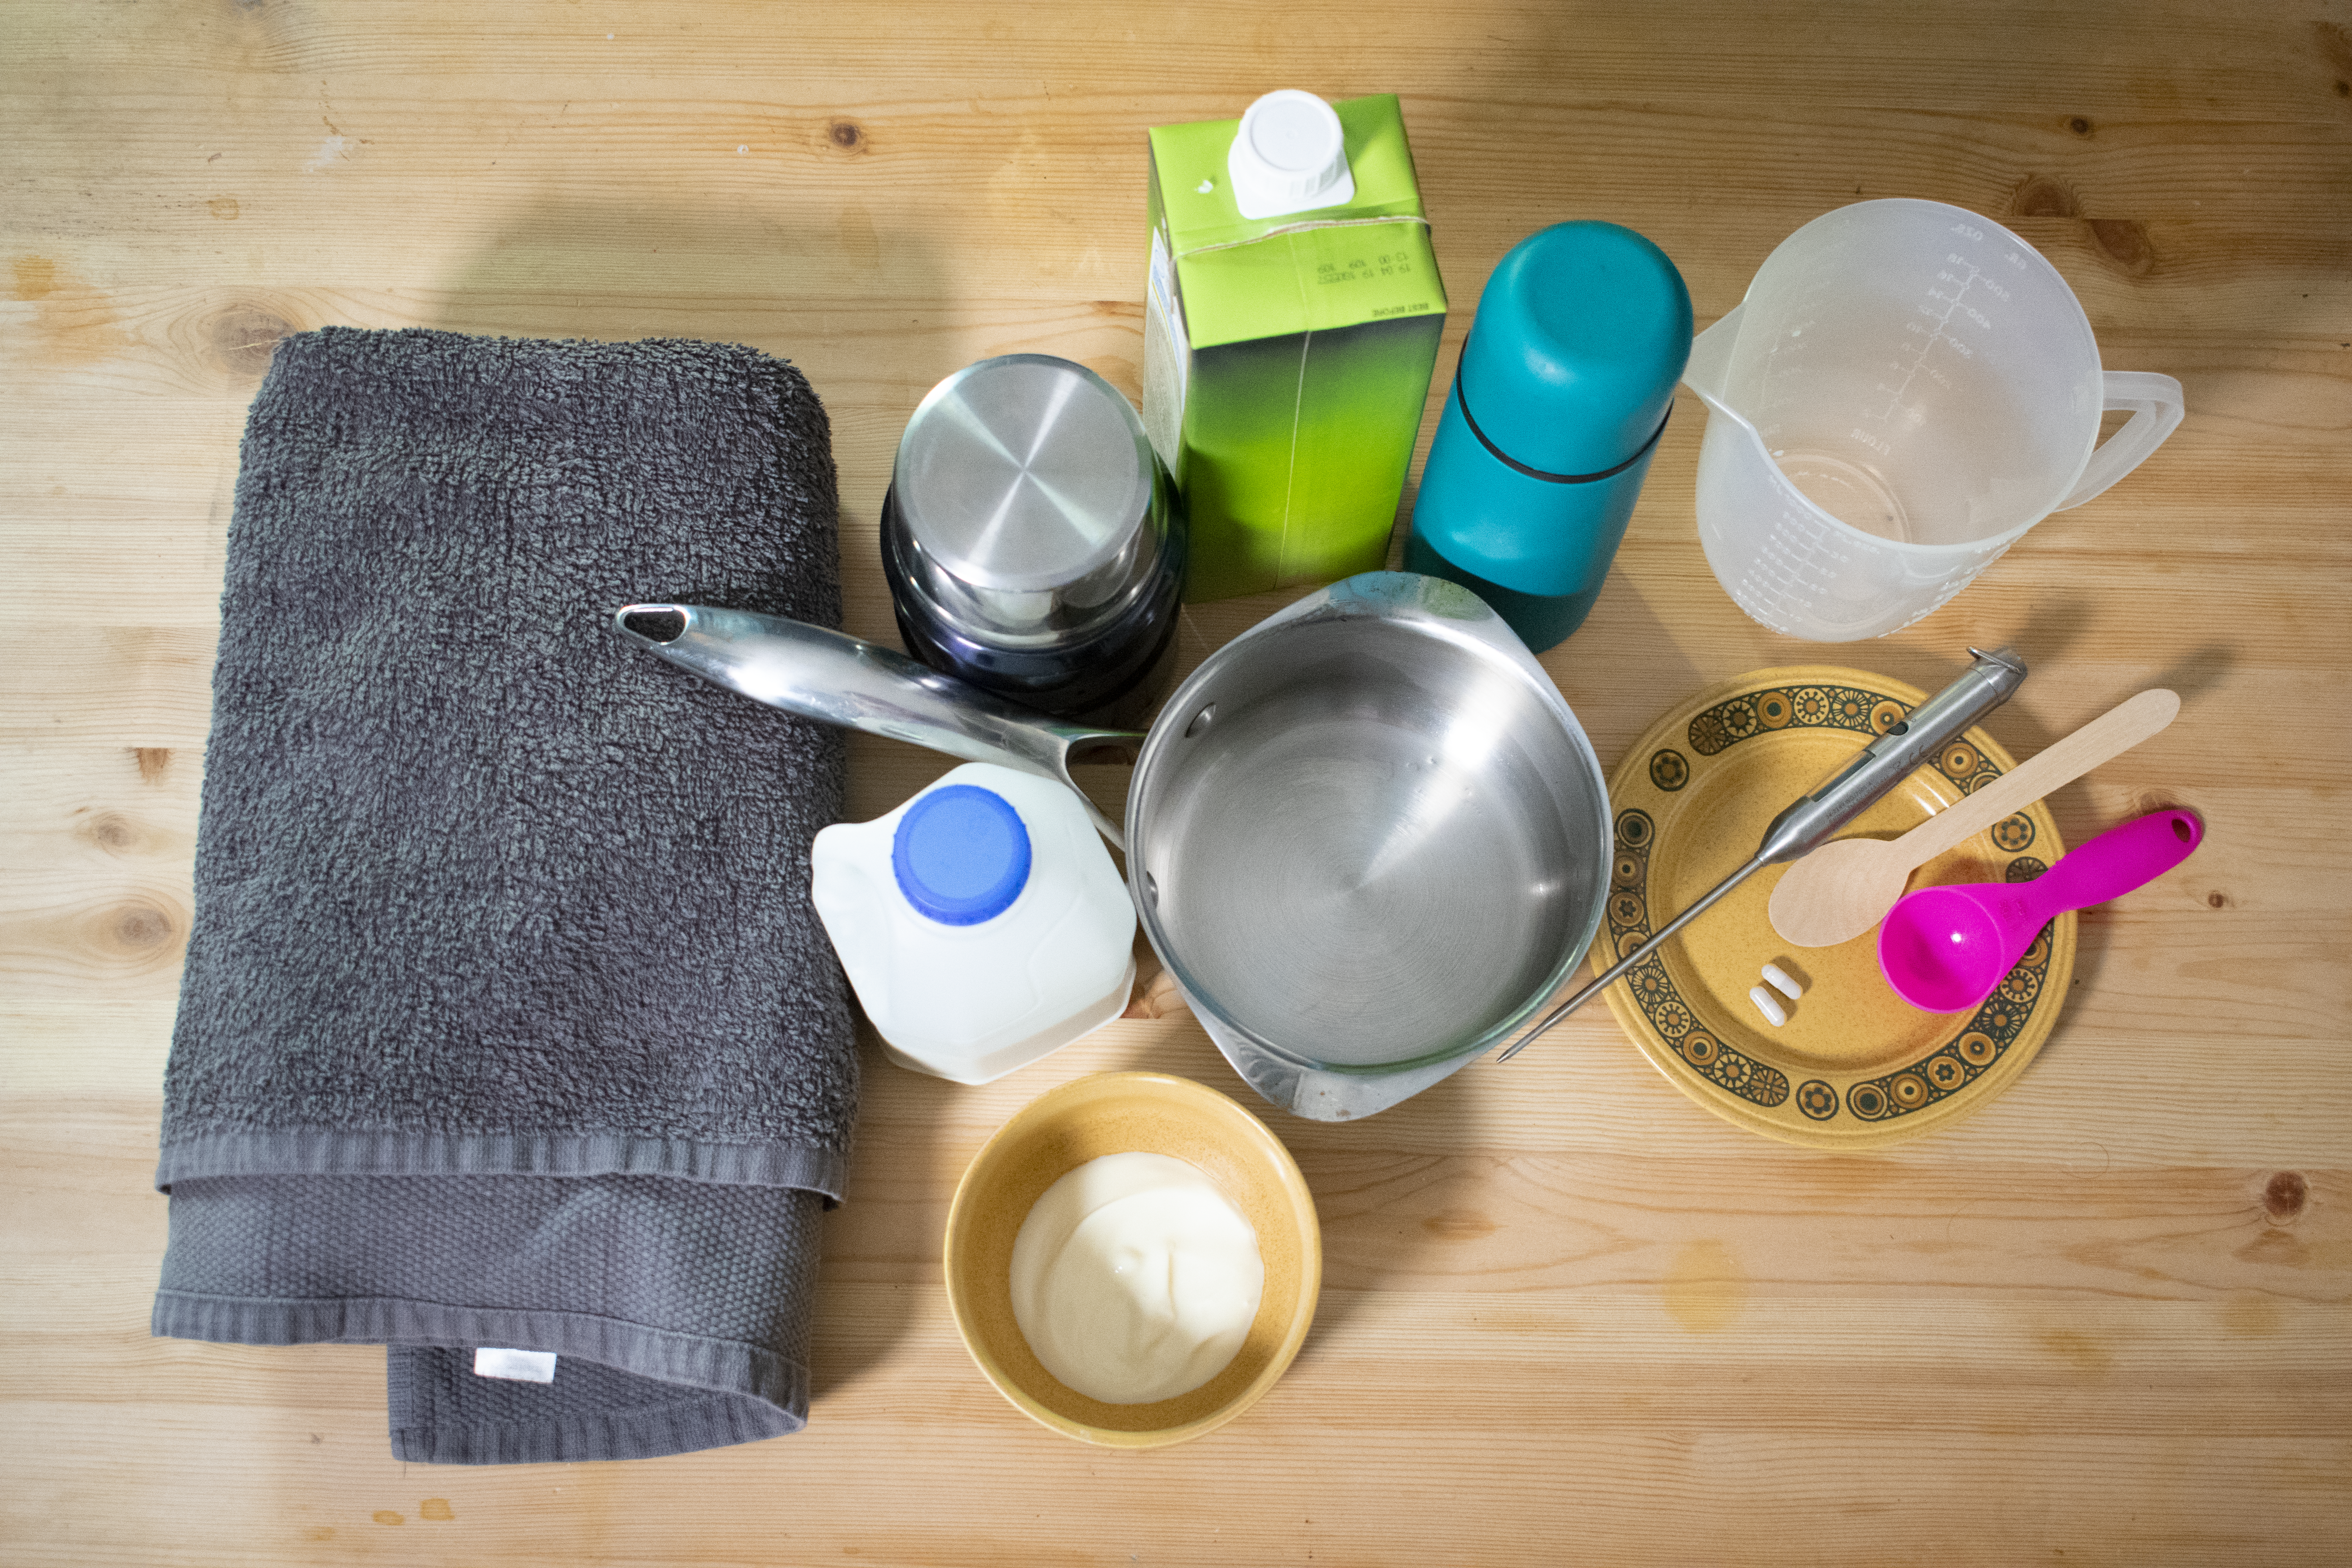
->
[[1766, 688, 2181, 948]]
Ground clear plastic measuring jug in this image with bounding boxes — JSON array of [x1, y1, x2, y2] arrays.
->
[[1683, 200, 2183, 641]]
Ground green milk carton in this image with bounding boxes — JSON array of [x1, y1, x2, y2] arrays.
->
[[1143, 91, 1447, 602]]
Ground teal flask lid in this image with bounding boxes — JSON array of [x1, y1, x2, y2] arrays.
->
[[1457, 222, 1692, 476]]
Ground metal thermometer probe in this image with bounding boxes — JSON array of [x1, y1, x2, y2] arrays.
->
[[1496, 646, 2029, 1062]]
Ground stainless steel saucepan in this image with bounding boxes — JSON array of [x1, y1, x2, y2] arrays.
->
[[613, 573, 1613, 1120]]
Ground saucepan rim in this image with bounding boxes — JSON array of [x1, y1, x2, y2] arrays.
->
[[1125, 573, 1613, 1077]]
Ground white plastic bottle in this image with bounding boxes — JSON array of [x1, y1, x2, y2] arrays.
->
[[810, 763, 1137, 1085]]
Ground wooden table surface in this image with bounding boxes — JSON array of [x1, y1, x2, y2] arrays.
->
[[5, 2, 2349, 1562]]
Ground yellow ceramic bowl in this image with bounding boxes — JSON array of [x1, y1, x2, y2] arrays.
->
[[942, 1071, 1321, 1448]]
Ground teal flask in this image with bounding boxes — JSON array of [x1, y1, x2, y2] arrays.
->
[[1404, 222, 1691, 652]]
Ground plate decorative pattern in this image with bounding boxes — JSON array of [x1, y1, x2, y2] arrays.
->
[[1685, 683, 1910, 755], [1596, 666, 2076, 1149], [1610, 806, 1791, 1110]]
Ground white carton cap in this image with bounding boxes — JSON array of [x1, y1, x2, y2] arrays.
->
[[1226, 90, 1355, 220]]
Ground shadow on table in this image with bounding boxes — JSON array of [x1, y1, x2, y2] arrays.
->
[[2031, 637, 2235, 1045], [1555, 568, 1709, 747], [426, 197, 948, 413], [1248, 1051, 1492, 1363]]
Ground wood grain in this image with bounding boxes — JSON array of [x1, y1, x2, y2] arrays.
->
[[4, 0, 2348, 1563]]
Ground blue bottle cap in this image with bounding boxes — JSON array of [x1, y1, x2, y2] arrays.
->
[[891, 784, 1033, 926], [1456, 222, 1692, 477]]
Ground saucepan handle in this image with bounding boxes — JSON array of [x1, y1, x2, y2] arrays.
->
[[612, 604, 1140, 845]]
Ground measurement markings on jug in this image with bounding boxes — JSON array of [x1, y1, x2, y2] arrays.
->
[[1874, 256, 1989, 430]]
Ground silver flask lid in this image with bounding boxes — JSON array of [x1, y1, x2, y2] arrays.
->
[[892, 354, 1155, 596]]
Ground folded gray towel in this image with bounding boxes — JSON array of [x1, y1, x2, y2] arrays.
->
[[152, 326, 856, 1464]]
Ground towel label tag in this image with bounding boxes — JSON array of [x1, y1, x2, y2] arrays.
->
[[473, 1347, 557, 1383]]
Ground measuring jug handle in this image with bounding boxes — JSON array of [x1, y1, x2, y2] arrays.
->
[[2054, 371, 2185, 512]]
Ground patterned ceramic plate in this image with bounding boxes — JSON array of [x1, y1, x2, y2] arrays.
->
[[1597, 666, 2074, 1148]]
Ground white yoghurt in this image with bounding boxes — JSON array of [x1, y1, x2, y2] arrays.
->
[[1008, 1151, 1265, 1405]]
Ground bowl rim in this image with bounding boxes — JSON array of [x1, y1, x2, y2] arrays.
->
[[941, 1070, 1323, 1448]]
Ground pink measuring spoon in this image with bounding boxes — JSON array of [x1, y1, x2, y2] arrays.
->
[[1878, 809, 2205, 1013]]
